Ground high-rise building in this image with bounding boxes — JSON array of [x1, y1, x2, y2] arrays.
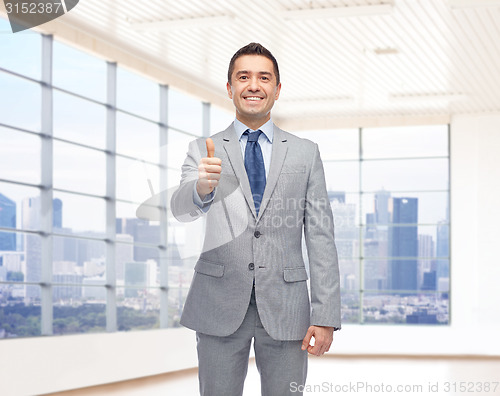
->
[[22, 197, 42, 300], [116, 234, 134, 281], [0, 193, 16, 251], [363, 192, 391, 291], [0, 251, 24, 272], [328, 191, 345, 204], [329, 191, 358, 290], [124, 262, 147, 298], [53, 198, 62, 228], [53, 233, 105, 267], [84, 257, 105, 277], [0, 265, 7, 282], [421, 271, 437, 291], [406, 309, 438, 324], [167, 241, 183, 267], [418, 234, 435, 290], [389, 197, 418, 292], [124, 260, 158, 298], [375, 190, 391, 225], [436, 220, 449, 290], [116, 218, 160, 261], [418, 234, 434, 259], [53, 274, 83, 301], [22, 196, 64, 300]]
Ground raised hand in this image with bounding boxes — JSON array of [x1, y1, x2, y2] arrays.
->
[[197, 138, 222, 198]]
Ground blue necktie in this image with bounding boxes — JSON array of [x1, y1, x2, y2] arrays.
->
[[244, 130, 266, 215]]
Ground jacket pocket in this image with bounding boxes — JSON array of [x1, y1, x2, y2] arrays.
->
[[283, 267, 309, 282], [195, 259, 224, 278], [281, 165, 306, 174]]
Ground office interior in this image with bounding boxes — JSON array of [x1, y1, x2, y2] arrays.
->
[[1, 1, 500, 395]]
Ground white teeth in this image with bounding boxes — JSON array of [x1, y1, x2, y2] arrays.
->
[[246, 97, 263, 101]]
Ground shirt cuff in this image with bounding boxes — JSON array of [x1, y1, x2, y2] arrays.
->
[[193, 182, 215, 212]]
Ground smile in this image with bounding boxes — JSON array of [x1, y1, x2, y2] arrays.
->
[[244, 96, 264, 101]]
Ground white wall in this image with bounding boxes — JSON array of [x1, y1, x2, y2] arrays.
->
[[449, 113, 500, 330], [0, 328, 199, 395], [1, 113, 500, 395]]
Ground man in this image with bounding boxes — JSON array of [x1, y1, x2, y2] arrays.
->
[[171, 43, 341, 396]]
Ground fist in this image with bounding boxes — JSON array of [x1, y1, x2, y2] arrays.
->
[[197, 138, 222, 198]]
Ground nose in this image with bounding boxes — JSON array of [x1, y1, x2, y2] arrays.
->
[[248, 76, 260, 91]]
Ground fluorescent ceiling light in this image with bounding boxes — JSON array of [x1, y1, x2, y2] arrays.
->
[[132, 15, 235, 31], [279, 97, 356, 110], [449, 0, 500, 8], [281, 3, 393, 20], [389, 93, 467, 102], [373, 47, 399, 55]]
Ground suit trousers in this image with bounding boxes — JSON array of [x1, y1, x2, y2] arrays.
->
[[196, 286, 308, 396]]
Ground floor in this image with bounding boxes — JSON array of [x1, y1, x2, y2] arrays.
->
[[47, 355, 500, 396]]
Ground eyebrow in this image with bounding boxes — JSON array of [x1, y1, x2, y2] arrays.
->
[[235, 70, 273, 77]]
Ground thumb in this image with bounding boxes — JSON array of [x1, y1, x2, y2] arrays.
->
[[206, 138, 215, 158]]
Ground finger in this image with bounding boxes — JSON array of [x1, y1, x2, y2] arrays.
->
[[307, 344, 320, 356], [206, 138, 215, 158], [308, 339, 322, 355], [302, 328, 314, 350], [204, 164, 222, 174], [309, 339, 328, 356], [315, 344, 327, 356], [201, 157, 222, 166], [208, 173, 221, 181], [201, 169, 220, 179], [321, 338, 333, 355]]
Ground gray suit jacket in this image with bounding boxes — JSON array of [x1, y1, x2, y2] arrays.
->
[[171, 123, 341, 341]]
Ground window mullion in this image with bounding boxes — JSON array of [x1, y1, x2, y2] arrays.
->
[[159, 84, 169, 328], [106, 61, 117, 332], [358, 127, 364, 324], [40, 34, 54, 336]]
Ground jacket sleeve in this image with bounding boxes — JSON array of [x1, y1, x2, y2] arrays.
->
[[304, 143, 342, 330]]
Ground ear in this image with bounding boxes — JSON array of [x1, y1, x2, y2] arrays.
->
[[274, 82, 282, 100], [226, 81, 233, 99]]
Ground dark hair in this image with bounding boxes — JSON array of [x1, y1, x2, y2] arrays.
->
[[227, 42, 280, 86]]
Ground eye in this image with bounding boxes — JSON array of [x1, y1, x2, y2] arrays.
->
[[239, 75, 248, 80], [261, 76, 269, 81]]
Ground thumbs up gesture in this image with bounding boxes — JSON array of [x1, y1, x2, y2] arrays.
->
[[197, 138, 222, 199]]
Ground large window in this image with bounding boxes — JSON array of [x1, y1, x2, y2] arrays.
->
[[0, 18, 225, 338], [1, 17, 449, 339], [296, 126, 450, 325]]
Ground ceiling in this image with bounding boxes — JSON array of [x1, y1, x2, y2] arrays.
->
[[3, 0, 500, 128]]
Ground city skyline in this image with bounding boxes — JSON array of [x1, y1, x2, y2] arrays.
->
[[1, 183, 450, 336]]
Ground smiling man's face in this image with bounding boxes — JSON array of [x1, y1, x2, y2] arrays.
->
[[227, 54, 281, 130]]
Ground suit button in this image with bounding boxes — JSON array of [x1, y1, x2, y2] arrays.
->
[[248, 263, 254, 270], [254, 231, 261, 238]]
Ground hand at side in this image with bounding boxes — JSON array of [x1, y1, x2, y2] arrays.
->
[[301, 325, 334, 356]]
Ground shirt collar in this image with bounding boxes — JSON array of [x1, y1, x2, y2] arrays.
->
[[234, 118, 274, 143]]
